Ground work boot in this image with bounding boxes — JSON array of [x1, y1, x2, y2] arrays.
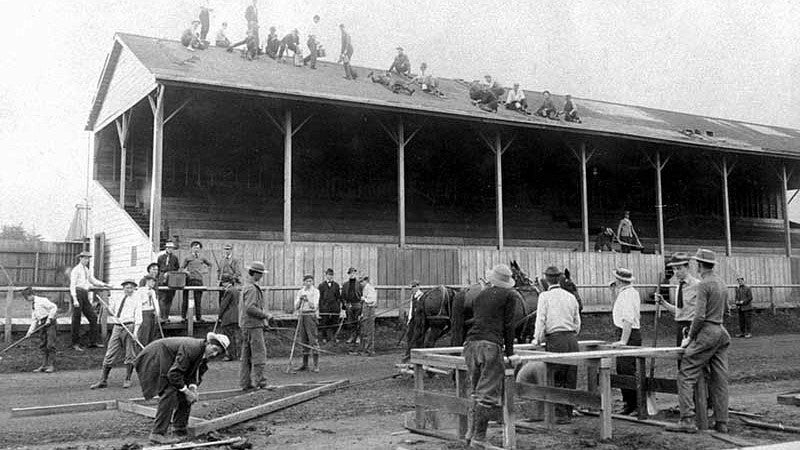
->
[[293, 355, 309, 372], [470, 404, 491, 447], [714, 422, 729, 433], [149, 433, 179, 444], [90, 366, 111, 389], [72, 344, 85, 352], [311, 354, 319, 373], [665, 417, 698, 434]]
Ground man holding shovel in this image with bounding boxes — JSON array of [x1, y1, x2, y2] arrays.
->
[[292, 274, 321, 372], [90, 280, 143, 389], [21, 287, 58, 373]]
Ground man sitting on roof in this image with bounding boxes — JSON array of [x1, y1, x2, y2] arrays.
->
[[535, 90, 559, 119], [181, 21, 208, 51], [215, 22, 230, 47], [389, 47, 411, 77], [368, 71, 415, 96], [469, 80, 499, 112], [504, 83, 530, 114], [483, 75, 506, 99], [408, 63, 444, 97], [265, 26, 280, 59], [226, 23, 259, 60], [278, 29, 301, 63], [563, 94, 581, 123]]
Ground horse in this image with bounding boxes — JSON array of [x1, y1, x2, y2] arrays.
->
[[405, 261, 539, 356]]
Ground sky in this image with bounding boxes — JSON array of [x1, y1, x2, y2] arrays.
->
[[0, 0, 799, 240]]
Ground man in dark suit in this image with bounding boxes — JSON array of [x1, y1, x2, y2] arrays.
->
[[340, 267, 363, 344], [317, 268, 342, 343], [735, 276, 753, 338], [156, 241, 180, 322]]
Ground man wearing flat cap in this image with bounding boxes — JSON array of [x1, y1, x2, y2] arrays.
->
[[294, 274, 321, 371], [531, 266, 581, 424], [609, 267, 641, 416], [217, 244, 242, 286], [239, 261, 272, 390], [318, 268, 342, 344], [464, 264, 522, 446], [667, 249, 730, 434], [181, 241, 212, 323], [135, 332, 229, 444], [659, 252, 700, 347], [69, 250, 112, 351], [734, 276, 753, 338], [90, 280, 143, 390]]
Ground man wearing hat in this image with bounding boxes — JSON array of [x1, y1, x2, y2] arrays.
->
[[217, 244, 242, 286], [531, 266, 581, 424], [293, 274, 321, 371], [239, 261, 272, 390], [157, 241, 180, 322], [609, 268, 641, 415], [317, 268, 342, 344], [734, 276, 754, 338], [69, 250, 112, 351], [659, 252, 700, 346], [464, 264, 522, 446], [137, 275, 161, 347], [135, 332, 229, 444], [388, 46, 411, 77], [402, 280, 425, 363], [90, 280, 143, 390], [667, 249, 730, 434], [339, 24, 355, 80], [217, 275, 240, 361], [181, 241, 212, 323], [21, 287, 58, 373], [341, 267, 363, 345]]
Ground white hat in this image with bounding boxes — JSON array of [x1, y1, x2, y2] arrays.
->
[[206, 332, 230, 353], [488, 264, 515, 289]]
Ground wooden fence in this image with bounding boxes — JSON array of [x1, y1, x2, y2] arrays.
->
[[0, 240, 85, 287]]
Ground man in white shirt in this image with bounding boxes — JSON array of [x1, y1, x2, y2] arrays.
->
[[22, 287, 58, 373], [137, 275, 161, 347], [91, 280, 143, 389], [402, 280, 425, 363], [659, 252, 700, 346], [531, 266, 581, 423], [293, 274, 321, 372], [610, 268, 642, 415], [504, 83, 529, 114], [359, 276, 378, 356], [69, 251, 111, 351]]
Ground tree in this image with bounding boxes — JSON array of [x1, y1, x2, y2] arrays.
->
[[0, 223, 43, 242]]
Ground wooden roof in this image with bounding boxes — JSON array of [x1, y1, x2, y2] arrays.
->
[[87, 33, 800, 158]]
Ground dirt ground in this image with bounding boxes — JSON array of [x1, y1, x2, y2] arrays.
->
[[3, 322, 800, 449]]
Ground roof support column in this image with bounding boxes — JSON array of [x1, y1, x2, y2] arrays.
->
[[569, 142, 596, 252], [479, 130, 515, 250], [115, 111, 132, 206], [380, 118, 421, 248], [722, 157, 733, 256], [782, 164, 792, 257], [147, 85, 165, 251], [643, 148, 670, 255]]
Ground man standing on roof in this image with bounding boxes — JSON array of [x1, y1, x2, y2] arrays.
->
[[339, 24, 355, 80], [389, 47, 411, 77], [157, 241, 180, 322], [245, 0, 260, 50], [69, 250, 111, 352], [303, 15, 321, 69], [464, 264, 521, 446], [198, 2, 212, 42], [181, 241, 212, 323], [616, 211, 640, 253], [239, 262, 272, 390], [667, 249, 730, 434]]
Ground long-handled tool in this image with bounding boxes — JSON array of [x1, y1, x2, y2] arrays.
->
[[0, 322, 49, 362], [94, 293, 145, 350], [646, 292, 663, 416], [285, 318, 301, 373]]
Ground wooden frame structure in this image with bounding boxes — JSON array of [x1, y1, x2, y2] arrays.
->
[[409, 341, 686, 448]]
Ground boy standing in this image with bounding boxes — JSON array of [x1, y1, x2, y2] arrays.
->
[[21, 287, 58, 373], [137, 275, 161, 347], [359, 276, 377, 356], [91, 280, 143, 389], [293, 275, 321, 372]]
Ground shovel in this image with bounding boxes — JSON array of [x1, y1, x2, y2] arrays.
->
[[646, 296, 662, 416]]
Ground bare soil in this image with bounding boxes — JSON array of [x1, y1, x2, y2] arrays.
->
[[2, 320, 800, 449]]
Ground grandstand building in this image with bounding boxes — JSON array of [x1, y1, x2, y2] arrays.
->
[[84, 33, 800, 312]]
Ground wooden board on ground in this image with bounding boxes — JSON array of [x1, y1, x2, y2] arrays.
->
[[777, 391, 800, 406], [705, 431, 757, 447], [117, 401, 207, 426], [10, 399, 118, 418], [188, 379, 349, 436], [142, 436, 245, 450]]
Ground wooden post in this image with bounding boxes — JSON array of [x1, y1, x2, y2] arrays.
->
[[4, 287, 12, 343], [398, 120, 406, 248], [148, 85, 165, 251], [580, 142, 590, 252], [543, 362, 556, 426], [586, 358, 599, 393], [414, 363, 425, 428], [599, 358, 612, 440], [283, 109, 293, 245], [769, 286, 775, 315], [495, 132, 504, 250], [782, 164, 792, 257], [455, 369, 468, 439], [695, 374, 709, 430], [722, 157, 732, 256], [655, 150, 666, 256], [635, 357, 648, 420], [503, 368, 517, 450], [33, 252, 40, 285], [187, 288, 194, 337]]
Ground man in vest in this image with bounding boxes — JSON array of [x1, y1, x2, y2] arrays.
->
[[90, 280, 142, 389], [317, 268, 342, 344], [239, 261, 272, 390], [293, 274, 321, 371], [69, 251, 111, 351]]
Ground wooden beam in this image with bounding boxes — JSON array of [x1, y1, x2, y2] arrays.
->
[[263, 109, 285, 135], [115, 111, 131, 206], [148, 85, 165, 251], [163, 97, 192, 125], [4, 287, 11, 343], [283, 109, 292, 245], [414, 364, 425, 428], [655, 150, 666, 256], [495, 132, 504, 250], [118, 401, 206, 426], [599, 358, 613, 440], [11, 400, 118, 418], [455, 369, 468, 438], [516, 382, 601, 409], [722, 157, 733, 256], [188, 379, 348, 436], [580, 142, 590, 252], [503, 370, 516, 450], [291, 114, 313, 137], [398, 119, 406, 248], [777, 391, 800, 406], [783, 164, 792, 257], [143, 437, 245, 450]]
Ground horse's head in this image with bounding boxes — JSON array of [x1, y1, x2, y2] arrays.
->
[[509, 260, 534, 288]]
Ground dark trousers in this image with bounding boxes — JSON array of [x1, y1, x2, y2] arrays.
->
[[158, 287, 175, 321], [303, 38, 317, 68], [319, 311, 339, 342], [153, 385, 191, 435], [619, 235, 635, 253], [182, 279, 203, 320], [616, 327, 641, 411], [278, 42, 299, 60], [464, 340, 505, 407], [345, 303, 362, 342], [138, 311, 158, 347], [221, 323, 240, 359], [342, 48, 355, 79], [546, 331, 579, 418], [71, 288, 99, 345], [678, 324, 730, 423], [738, 310, 753, 335], [505, 98, 528, 111]]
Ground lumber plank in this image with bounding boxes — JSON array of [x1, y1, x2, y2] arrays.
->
[[503, 371, 516, 450], [777, 392, 800, 406], [611, 375, 677, 394], [117, 401, 207, 426], [11, 400, 118, 418], [599, 358, 613, 440], [143, 437, 245, 450], [516, 382, 601, 409], [705, 430, 756, 447], [414, 390, 471, 415], [188, 379, 348, 436]]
